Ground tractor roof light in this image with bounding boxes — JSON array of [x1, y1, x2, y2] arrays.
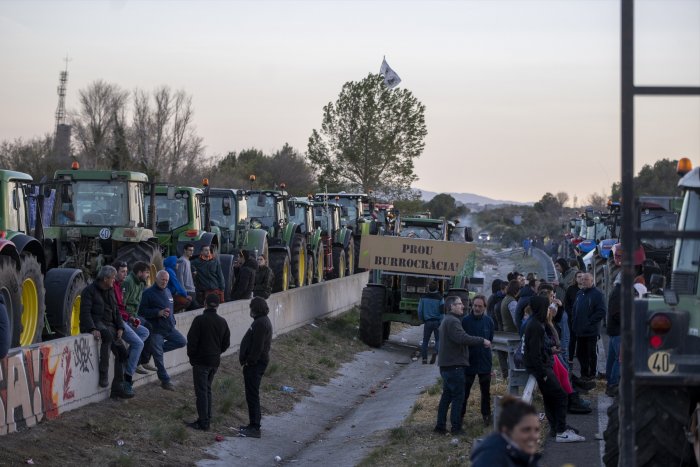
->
[[249, 174, 256, 182], [649, 313, 672, 335], [71, 161, 80, 170], [202, 178, 209, 187], [677, 158, 692, 176], [279, 182, 286, 190]]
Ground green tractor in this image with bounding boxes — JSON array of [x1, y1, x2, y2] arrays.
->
[[312, 200, 355, 280], [289, 196, 324, 285], [246, 185, 305, 292], [40, 164, 162, 336], [145, 184, 237, 301], [359, 215, 474, 348], [604, 159, 700, 466]]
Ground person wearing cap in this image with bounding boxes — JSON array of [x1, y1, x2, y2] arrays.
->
[[238, 297, 273, 439], [185, 293, 230, 431]]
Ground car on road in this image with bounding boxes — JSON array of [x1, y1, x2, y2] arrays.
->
[[478, 231, 490, 242]]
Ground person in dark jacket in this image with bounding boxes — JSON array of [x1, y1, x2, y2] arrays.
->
[[524, 296, 584, 443], [238, 297, 273, 439], [0, 295, 10, 359], [191, 245, 225, 304], [232, 250, 258, 300], [487, 279, 509, 379], [470, 395, 541, 467], [572, 273, 606, 380], [435, 295, 490, 435], [185, 293, 230, 431], [605, 274, 622, 396], [460, 295, 495, 426], [253, 254, 275, 299], [79, 265, 132, 398], [138, 270, 187, 391], [564, 270, 583, 365], [417, 281, 443, 364], [164, 255, 192, 312], [500, 280, 520, 333]]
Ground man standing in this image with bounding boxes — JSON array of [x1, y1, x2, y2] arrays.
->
[[186, 294, 230, 431], [572, 273, 606, 381], [460, 295, 495, 427], [177, 243, 198, 309], [123, 261, 155, 372], [79, 265, 133, 398], [191, 244, 225, 304], [435, 296, 491, 436], [231, 250, 257, 300], [113, 261, 149, 393], [417, 281, 443, 364], [238, 297, 272, 439], [138, 270, 187, 391]]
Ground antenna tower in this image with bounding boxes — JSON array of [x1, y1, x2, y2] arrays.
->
[[54, 56, 70, 133]]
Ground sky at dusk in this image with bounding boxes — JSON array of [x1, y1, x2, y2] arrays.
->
[[1, 0, 698, 203]]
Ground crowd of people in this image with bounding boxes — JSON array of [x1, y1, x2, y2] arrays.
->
[[78, 245, 273, 438], [417, 254, 628, 464]]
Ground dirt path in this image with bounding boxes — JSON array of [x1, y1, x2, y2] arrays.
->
[[200, 325, 439, 466]]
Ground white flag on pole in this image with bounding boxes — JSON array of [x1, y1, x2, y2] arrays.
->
[[379, 57, 401, 89]]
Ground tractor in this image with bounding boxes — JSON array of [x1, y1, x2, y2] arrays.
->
[[312, 200, 354, 280], [289, 196, 324, 285]]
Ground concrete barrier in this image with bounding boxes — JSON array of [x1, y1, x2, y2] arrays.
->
[[0, 272, 369, 435]]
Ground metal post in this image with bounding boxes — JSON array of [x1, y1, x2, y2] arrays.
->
[[619, 1, 636, 465]]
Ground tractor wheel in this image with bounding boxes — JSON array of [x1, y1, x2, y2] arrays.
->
[[219, 254, 235, 302], [330, 246, 346, 279], [290, 234, 307, 288], [314, 243, 325, 284], [354, 236, 364, 273], [345, 239, 355, 276], [604, 386, 694, 467], [44, 268, 86, 338], [305, 252, 314, 287], [18, 254, 46, 346], [0, 256, 22, 348], [270, 250, 291, 293], [382, 321, 391, 341], [359, 285, 386, 348], [115, 241, 164, 286]]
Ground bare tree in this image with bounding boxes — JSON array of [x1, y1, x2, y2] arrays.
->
[[556, 191, 570, 208], [586, 192, 608, 211], [0, 135, 58, 180]]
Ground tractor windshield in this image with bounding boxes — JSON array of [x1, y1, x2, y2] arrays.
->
[[146, 193, 190, 233], [673, 190, 700, 274], [55, 181, 128, 226], [400, 224, 442, 240], [641, 210, 679, 250], [335, 198, 359, 226], [314, 206, 331, 234], [247, 194, 277, 230]]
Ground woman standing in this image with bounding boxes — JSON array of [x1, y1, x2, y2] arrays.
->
[[253, 254, 275, 299]]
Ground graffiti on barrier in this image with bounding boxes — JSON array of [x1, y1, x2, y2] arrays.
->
[[0, 346, 59, 435], [61, 346, 74, 401], [73, 337, 93, 373]]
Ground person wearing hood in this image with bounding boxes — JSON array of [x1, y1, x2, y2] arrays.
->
[[460, 295, 495, 427], [514, 282, 536, 329], [470, 395, 541, 467], [434, 295, 491, 436], [253, 254, 275, 299], [0, 295, 10, 359], [524, 296, 584, 443], [417, 281, 443, 364], [191, 244, 225, 305], [164, 256, 192, 312], [238, 297, 273, 439], [232, 250, 258, 300]]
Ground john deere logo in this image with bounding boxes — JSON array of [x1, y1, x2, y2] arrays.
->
[[99, 228, 111, 240]]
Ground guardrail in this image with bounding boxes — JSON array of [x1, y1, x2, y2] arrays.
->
[[531, 247, 557, 283]]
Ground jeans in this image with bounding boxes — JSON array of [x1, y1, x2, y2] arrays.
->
[[151, 328, 187, 383], [121, 323, 149, 376], [244, 361, 268, 429], [421, 320, 440, 360], [460, 372, 491, 421], [139, 319, 154, 365], [193, 365, 217, 428], [559, 312, 571, 371], [606, 336, 621, 387], [436, 366, 466, 432]]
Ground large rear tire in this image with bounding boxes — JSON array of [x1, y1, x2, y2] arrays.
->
[[314, 243, 325, 284], [219, 253, 235, 302], [18, 254, 46, 347], [269, 250, 291, 293], [604, 386, 694, 467], [330, 246, 346, 279], [44, 268, 86, 338], [115, 241, 164, 286], [305, 253, 314, 287], [290, 234, 307, 288], [0, 256, 22, 348], [345, 239, 355, 276], [359, 285, 386, 348]]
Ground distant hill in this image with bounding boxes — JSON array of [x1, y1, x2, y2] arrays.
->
[[418, 189, 532, 206]]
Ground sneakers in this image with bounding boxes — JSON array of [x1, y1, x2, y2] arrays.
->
[[135, 365, 149, 375], [142, 363, 158, 372], [185, 420, 209, 431], [429, 353, 437, 365], [238, 426, 261, 438], [110, 382, 135, 399], [556, 429, 586, 443], [161, 381, 176, 391]]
